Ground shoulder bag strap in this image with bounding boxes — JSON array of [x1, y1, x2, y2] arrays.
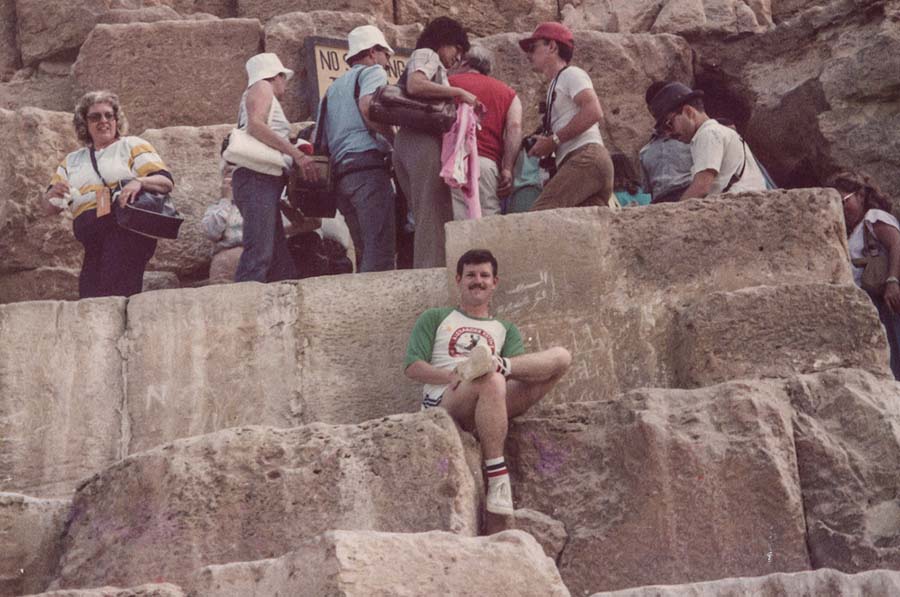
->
[[543, 65, 569, 134], [862, 221, 881, 257], [722, 137, 748, 193], [88, 147, 110, 188]]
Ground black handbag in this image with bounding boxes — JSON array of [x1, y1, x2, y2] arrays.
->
[[89, 147, 184, 239], [369, 65, 457, 135]]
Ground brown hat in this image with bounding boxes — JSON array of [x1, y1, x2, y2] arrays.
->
[[519, 22, 574, 51], [648, 81, 704, 128]]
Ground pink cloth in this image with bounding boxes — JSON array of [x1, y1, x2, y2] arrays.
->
[[440, 103, 481, 219]]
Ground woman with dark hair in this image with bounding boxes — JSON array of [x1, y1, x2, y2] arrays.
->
[[393, 16, 478, 269], [42, 90, 174, 298], [832, 170, 900, 379]]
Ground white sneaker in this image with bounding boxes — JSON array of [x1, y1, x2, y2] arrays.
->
[[457, 343, 493, 381], [486, 476, 514, 516]]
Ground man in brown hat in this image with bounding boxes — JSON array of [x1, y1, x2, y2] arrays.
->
[[649, 81, 766, 199], [519, 22, 614, 211]]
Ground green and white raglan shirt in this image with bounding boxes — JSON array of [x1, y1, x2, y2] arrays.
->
[[404, 307, 525, 406]]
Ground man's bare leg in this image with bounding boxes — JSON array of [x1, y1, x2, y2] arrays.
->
[[441, 372, 508, 459], [505, 347, 571, 418]]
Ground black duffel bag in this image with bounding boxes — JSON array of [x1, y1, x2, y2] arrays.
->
[[114, 189, 184, 240], [369, 84, 457, 135]]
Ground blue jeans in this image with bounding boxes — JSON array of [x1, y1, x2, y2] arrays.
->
[[336, 152, 396, 272], [232, 167, 296, 283], [870, 291, 900, 379]]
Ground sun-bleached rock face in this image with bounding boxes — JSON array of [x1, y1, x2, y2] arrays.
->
[[0, 108, 83, 276], [788, 368, 900, 572], [191, 530, 571, 597], [123, 270, 448, 453], [692, 0, 900, 203], [560, 0, 772, 35], [53, 411, 481, 589], [238, 0, 393, 24], [73, 19, 262, 132], [506, 381, 810, 595], [394, 0, 556, 37], [477, 31, 692, 162], [263, 11, 422, 121], [0, 493, 70, 597], [445, 190, 868, 405], [588, 568, 900, 596], [0, 298, 126, 498], [0, 0, 17, 81], [25, 585, 187, 597]]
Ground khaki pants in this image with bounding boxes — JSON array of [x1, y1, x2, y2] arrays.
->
[[451, 156, 502, 220], [530, 143, 614, 211]]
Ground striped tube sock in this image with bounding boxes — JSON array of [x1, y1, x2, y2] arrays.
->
[[485, 457, 509, 486]]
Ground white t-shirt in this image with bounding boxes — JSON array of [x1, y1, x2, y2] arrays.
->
[[848, 209, 900, 287], [548, 66, 604, 164], [690, 119, 767, 194]]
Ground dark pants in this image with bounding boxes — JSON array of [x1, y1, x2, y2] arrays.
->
[[75, 212, 156, 298], [870, 291, 900, 379], [651, 184, 690, 204], [232, 167, 297, 283], [336, 151, 396, 272]]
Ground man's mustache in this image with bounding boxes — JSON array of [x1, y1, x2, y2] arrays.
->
[[469, 283, 488, 290]]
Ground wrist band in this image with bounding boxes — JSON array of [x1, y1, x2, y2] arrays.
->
[[886, 276, 899, 285]]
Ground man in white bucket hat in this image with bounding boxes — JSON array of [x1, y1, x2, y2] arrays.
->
[[314, 25, 397, 272], [231, 52, 318, 283]]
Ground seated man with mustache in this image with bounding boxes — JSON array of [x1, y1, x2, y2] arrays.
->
[[404, 248, 572, 517]]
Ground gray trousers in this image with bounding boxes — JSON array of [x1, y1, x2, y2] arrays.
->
[[394, 127, 452, 269]]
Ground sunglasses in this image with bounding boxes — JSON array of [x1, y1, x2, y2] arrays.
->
[[523, 39, 546, 54], [841, 191, 856, 203], [87, 111, 116, 123]]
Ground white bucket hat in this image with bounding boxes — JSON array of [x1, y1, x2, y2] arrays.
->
[[346, 25, 394, 63], [245, 53, 294, 88]]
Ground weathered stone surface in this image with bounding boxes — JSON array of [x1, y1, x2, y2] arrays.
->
[[192, 530, 570, 597], [478, 31, 693, 162], [73, 19, 262, 131], [0, 298, 126, 498], [445, 190, 856, 405], [507, 382, 810, 595], [124, 269, 448, 453], [0, 108, 82, 275], [264, 11, 422, 121], [511, 508, 568, 562], [239, 0, 392, 23], [589, 568, 900, 596], [0, 0, 17, 81], [672, 283, 891, 386], [560, 0, 772, 35], [692, 0, 900, 202], [54, 411, 480, 589], [139, 123, 233, 277], [0, 268, 79, 304], [395, 0, 556, 37], [770, 0, 820, 23], [141, 271, 180, 292], [26, 585, 186, 597], [0, 69, 74, 113], [98, 6, 182, 25], [789, 368, 900, 572], [0, 493, 69, 597]]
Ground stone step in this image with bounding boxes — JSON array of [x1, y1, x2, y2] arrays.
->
[[51, 410, 481, 590], [24, 586, 186, 597], [504, 368, 900, 595], [191, 529, 570, 596], [0, 493, 70, 597], [588, 568, 900, 596]]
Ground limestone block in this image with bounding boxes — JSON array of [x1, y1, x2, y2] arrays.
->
[[139, 123, 233, 276], [788, 368, 900, 572], [263, 11, 422, 121], [73, 19, 262, 132], [588, 568, 900, 596], [506, 382, 810, 595], [192, 530, 570, 597], [395, 0, 556, 37], [0, 69, 74, 113], [141, 271, 180, 292], [238, 0, 392, 24], [124, 269, 448, 454], [0, 108, 83, 275], [0, 0, 17, 81], [477, 31, 692, 161], [560, 0, 772, 34], [0, 493, 69, 597], [98, 6, 182, 24], [672, 283, 891, 386], [0, 298, 126, 498], [54, 411, 480, 589], [445, 190, 856, 405], [25, 585, 186, 597], [0, 268, 79, 304], [511, 508, 568, 562]]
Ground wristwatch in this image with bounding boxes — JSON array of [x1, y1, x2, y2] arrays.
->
[[550, 133, 561, 146], [887, 276, 900, 285]]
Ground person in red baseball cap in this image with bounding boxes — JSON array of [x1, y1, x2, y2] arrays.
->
[[519, 22, 614, 211]]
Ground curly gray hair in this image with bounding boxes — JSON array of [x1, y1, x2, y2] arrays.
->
[[73, 90, 128, 146], [462, 45, 493, 75]]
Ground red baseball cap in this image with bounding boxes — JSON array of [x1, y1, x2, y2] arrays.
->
[[519, 22, 574, 51]]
